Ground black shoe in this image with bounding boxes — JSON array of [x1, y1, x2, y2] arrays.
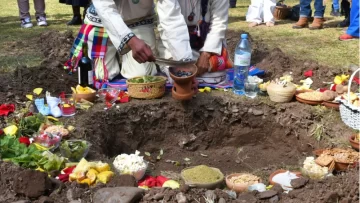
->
[[330, 9, 341, 17], [338, 17, 350, 27], [67, 15, 82, 25]]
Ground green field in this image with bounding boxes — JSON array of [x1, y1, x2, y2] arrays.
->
[[0, 0, 358, 70]]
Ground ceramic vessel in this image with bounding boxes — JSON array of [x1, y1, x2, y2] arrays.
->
[[169, 65, 198, 101], [73, 92, 96, 102], [269, 169, 302, 186], [349, 134, 359, 151], [225, 173, 261, 193], [181, 166, 224, 189]]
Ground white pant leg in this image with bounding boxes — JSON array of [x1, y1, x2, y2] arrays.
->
[[121, 24, 157, 79], [263, 0, 276, 23], [246, 0, 264, 24], [87, 28, 120, 81]]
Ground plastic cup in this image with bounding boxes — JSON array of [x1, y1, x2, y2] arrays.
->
[[59, 94, 76, 116], [245, 82, 259, 98]]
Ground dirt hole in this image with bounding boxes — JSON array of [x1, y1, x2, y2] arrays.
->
[[81, 94, 316, 178]]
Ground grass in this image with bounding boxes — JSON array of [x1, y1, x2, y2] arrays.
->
[[0, 0, 358, 70]]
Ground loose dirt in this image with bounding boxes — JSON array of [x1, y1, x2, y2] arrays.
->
[[0, 30, 358, 203]]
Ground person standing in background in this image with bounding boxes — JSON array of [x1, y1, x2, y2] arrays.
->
[[246, 0, 276, 27], [331, 0, 341, 16], [17, 0, 47, 28], [292, 0, 325, 29], [339, 0, 358, 41], [60, 0, 90, 25]]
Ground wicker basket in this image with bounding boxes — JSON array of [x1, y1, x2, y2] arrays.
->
[[274, 6, 291, 20], [339, 68, 360, 130], [126, 76, 167, 99], [267, 82, 297, 103]]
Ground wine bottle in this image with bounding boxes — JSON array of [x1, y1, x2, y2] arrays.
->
[[78, 43, 93, 87]]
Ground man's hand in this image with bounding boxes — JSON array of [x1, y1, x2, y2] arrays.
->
[[196, 52, 212, 76], [127, 36, 155, 63]]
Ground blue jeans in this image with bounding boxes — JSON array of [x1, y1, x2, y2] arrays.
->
[[346, 0, 359, 37], [300, 0, 326, 18], [333, 0, 340, 10]]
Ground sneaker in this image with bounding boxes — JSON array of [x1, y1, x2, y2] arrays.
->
[[21, 18, 33, 28], [330, 10, 341, 17], [37, 16, 48, 26]]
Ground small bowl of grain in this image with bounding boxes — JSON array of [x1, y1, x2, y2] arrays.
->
[[296, 91, 324, 105]]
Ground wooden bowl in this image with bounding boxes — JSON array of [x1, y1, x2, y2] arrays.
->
[[349, 135, 359, 151], [225, 173, 261, 193], [181, 166, 224, 190], [269, 169, 302, 186], [72, 92, 97, 102], [322, 101, 340, 110]]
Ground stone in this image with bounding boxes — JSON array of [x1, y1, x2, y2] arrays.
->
[[14, 170, 52, 198], [93, 187, 145, 203], [38, 196, 54, 203], [290, 177, 309, 189], [258, 190, 277, 199], [66, 189, 74, 202], [69, 201, 81, 203], [252, 109, 264, 116], [340, 198, 351, 203], [180, 183, 190, 193], [218, 198, 226, 203], [205, 190, 217, 201], [271, 184, 284, 195], [269, 195, 279, 203], [11, 201, 30, 203], [237, 193, 257, 203], [324, 192, 339, 203], [176, 192, 187, 203], [153, 193, 165, 200]]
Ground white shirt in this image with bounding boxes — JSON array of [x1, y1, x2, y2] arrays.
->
[[157, 0, 229, 58]]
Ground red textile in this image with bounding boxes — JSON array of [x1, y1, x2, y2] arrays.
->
[[0, 104, 15, 116], [354, 77, 360, 85]]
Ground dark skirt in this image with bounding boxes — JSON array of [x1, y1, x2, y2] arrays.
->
[[59, 0, 90, 7]]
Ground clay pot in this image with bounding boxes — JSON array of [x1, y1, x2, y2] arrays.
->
[[322, 101, 340, 110], [225, 173, 261, 193], [180, 166, 224, 190], [169, 65, 198, 101], [72, 92, 96, 102], [349, 134, 359, 151], [269, 169, 302, 186], [334, 161, 358, 171]]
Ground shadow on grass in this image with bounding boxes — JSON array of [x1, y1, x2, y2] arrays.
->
[[229, 15, 246, 23]]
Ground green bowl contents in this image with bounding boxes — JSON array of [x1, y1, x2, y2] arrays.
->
[[182, 165, 223, 184], [60, 140, 90, 162]]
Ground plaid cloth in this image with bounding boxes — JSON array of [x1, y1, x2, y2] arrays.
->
[[64, 23, 109, 83]]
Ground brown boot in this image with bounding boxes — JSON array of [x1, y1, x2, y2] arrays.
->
[[309, 18, 324, 30], [293, 17, 309, 29]]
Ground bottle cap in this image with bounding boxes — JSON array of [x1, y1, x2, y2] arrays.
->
[[241, 34, 248, 39]]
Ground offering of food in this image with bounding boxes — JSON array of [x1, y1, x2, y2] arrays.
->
[[127, 76, 164, 83], [341, 92, 360, 107], [33, 133, 62, 149], [44, 125, 69, 137], [320, 148, 359, 163], [228, 173, 260, 185], [60, 140, 91, 162], [302, 157, 329, 179], [69, 158, 114, 186], [174, 70, 193, 78], [182, 165, 223, 184], [113, 150, 148, 180], [71, 85, 96, 94], [321, 90, 338, 101], [315, 154, 334, 166], [297, 91, 324, 101]]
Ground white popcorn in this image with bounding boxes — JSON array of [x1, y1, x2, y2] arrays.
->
[[113, 150, 147, 174]]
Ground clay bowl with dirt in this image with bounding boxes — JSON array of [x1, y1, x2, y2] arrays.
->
[[349, 134, 359, 151], [322, 101, 340, 110], [225, 173, 261, 193], [269, 169, 302, 186], [73, 92, 97, 102], [181, 166, 224, 190]]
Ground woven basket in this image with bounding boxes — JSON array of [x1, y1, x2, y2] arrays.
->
[[267, 82, 297, 103], [274, 6, 291, 20], [126, 76, 166, 99], [339, 68, 360, 130]]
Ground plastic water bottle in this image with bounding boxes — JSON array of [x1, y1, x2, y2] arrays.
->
[[233, 34, 252, 95]]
